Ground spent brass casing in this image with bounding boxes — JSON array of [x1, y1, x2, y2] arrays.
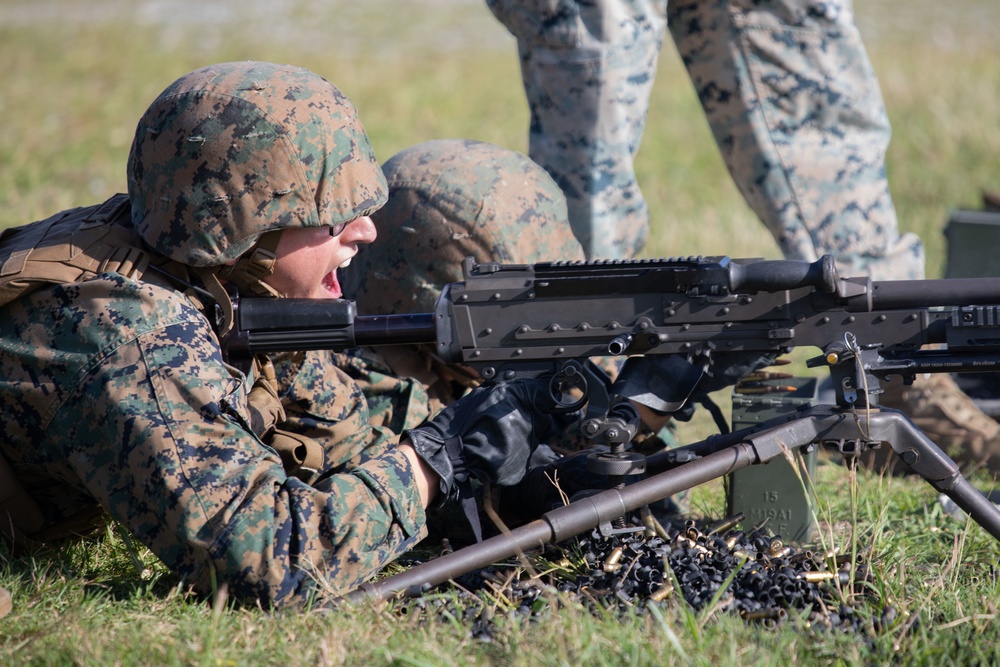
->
[[799, 571, 851, 584], [676, 537, 711, 555], [833, 553, 865, 567], [707, 512, 745, 536], [639, 507, 657, 538], [603, 546, 624, 572], [649, 584, 675, 602], [770, 546, 792, 559]]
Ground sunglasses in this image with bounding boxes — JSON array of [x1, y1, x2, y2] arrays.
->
[[329, 221, 349, 237]]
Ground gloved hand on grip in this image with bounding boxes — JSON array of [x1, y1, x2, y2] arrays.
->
[[404, 378, 569, 501]]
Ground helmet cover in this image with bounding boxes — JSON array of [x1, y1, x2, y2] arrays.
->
[[127, 61, 387, 267], [342, 139, 584, 315]]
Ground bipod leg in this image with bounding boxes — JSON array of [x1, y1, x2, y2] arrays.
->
[[868, 407, 1000, 541], [651, 403, 1000, 542], [686, 404, 1000, 542]]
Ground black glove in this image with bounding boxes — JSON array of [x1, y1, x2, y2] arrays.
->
[[404, 378, 567, 501]]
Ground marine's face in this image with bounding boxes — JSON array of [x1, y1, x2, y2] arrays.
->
[[263, 216, 377, 299]]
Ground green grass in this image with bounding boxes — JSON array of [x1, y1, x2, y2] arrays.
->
[[2, 1, 1000, 664], [4, 463, 1000, 665]]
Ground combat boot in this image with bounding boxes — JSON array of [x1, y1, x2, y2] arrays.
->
[[868, 373, 1000, 476]]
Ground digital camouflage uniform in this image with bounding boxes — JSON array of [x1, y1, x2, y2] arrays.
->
[[486, 0, 925, 281], [339, 139, 594, 540], [0, 62, 428, 608]]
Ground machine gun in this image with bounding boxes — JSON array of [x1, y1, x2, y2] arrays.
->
[[220, 254, 1000, 602]]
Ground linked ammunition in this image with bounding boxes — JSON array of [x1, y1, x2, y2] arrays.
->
[[740, 371, 795, 382], [734, 384, 801, 395]]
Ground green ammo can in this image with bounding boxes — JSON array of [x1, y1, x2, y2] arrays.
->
[[944, 209, 1000, 279], [726, 377, 820, 543], [943, 206, 1000, 415]]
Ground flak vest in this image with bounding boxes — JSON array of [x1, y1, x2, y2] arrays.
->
[[0, 195, 323, 549], [0, 194, 141, 548]]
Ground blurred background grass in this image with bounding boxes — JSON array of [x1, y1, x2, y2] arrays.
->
[[1, 0, 997, 278]]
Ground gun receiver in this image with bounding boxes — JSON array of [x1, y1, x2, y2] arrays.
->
[[225, 254, 1000, 408]]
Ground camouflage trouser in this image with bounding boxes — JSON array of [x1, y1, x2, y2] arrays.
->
[[486, 0, 925, 280]]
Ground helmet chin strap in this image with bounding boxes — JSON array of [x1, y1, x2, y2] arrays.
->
[[216, 230, 284, 295], [193, 268, 237, 336], [197, 230, 286, 336]]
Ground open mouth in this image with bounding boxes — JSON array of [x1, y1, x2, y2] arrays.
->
[[321, 257, 353, 298], [322, 269, 342, 298]]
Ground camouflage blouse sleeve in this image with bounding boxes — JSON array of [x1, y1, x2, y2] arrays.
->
[[3, 275, 426, 607], [324, 349, 437, 434]]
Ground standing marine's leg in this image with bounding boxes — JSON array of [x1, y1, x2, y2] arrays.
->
[[669, 0, 1000, 467], [486, 0, 667, 259], [669, 0, 924, 280]]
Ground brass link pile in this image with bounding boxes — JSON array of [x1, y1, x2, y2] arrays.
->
[[397, 513, 892, 641]]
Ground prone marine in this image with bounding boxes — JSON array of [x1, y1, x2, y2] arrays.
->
[[0, 61, 572, 607]]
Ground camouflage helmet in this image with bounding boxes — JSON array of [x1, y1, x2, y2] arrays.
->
[[341, 139, 584, 315], [127, 61, 387, 268]]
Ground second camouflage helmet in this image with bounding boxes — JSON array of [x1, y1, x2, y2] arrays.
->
[[342, 139, 584, 315], [127, 61, 387, 268]]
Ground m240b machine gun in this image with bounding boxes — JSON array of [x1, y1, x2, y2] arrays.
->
[[221, 255, 1000, 602]]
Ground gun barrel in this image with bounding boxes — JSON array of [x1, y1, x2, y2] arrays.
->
[[354, 313, 437, 347], [870, 278, 1000, 309]]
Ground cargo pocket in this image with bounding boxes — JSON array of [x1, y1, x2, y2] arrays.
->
[[733, 4, 888, 147]]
